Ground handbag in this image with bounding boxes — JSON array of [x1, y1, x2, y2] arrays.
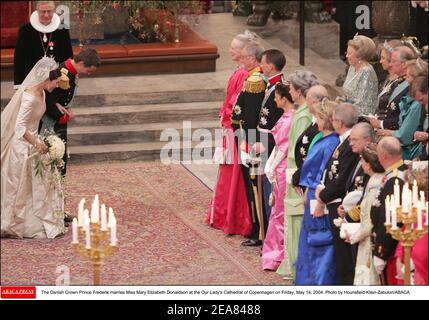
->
[[307, 229, 333, 247]]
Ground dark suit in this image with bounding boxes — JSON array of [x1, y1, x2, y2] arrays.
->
[[371, 163, 407, 284], [379, 78, 409, 131], [232, 67, 267, 241], [292, 121, 320, 187], [319, 136, 360, 285], [14, 23, 73, 85], [42, 61, 77, 175]]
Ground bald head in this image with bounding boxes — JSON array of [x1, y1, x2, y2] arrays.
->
[[379, 137, 402, 156], [306, 85, 329, 113], [377, 137, 402, 169]]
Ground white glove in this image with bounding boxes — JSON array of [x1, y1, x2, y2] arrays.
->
[[264, 148, 285, 184], [373, 256, 387, 275], [240, 151, 251, 167]]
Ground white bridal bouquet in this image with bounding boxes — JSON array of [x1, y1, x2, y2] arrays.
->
[[33, 131, 66, 178]]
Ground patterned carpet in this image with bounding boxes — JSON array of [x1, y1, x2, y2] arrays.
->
[[1, 161, 289, 285]]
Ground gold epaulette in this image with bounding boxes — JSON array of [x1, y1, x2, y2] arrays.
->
[[244, 73, 266, 94], [348, 205, 361, 222], [59, 68, 70, 90]]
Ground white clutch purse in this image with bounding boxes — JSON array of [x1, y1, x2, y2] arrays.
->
[[340, 222, 361, 239]]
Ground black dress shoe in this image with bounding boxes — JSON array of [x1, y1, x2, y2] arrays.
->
[[241, 239, 262, 246]]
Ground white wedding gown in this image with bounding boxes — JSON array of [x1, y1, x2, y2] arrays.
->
[[1, 91, 64, 239]]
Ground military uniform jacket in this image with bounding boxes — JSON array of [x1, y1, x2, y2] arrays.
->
[[292, 121, 319, 187], [257, 74, 283, 156], [319, 136, 360, 204], [44, 61, 77, 141], [378, 77, 409, 130], [370, 162, 408, 260], [231, 67, 266, 146], [14, 23, 73, 85]]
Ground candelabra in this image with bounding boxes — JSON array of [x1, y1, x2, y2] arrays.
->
[[385, 180, 428, 285], [71, 196, 118, 285]]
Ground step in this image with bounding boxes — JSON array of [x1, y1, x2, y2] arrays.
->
[[1, 88, 226, 109], [68, 140, 219, 163], [72, 101, 221, 126], [67, 120, 221, 146]]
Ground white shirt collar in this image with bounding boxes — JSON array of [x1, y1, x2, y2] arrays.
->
[[339, 129, 352, 144], [30, 11, 60, 34]]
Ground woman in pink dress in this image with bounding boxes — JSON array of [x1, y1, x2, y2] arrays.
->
[[262, 83, 296, 270], [206, 31, 257, 236]]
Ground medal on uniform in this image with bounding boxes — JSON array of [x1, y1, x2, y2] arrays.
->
[[43, 33, 48, 42]]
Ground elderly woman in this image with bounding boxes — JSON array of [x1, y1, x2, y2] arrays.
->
[[276, 70, 318, 279], [375, 40, 403, 120], [206, 30, 257, 235], [295, 99, 340, 285], [405, 58, 428, 84], [342, 35, 378, 116]]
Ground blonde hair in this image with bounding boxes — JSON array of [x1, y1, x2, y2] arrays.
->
[[379, 39, 403, 60], [314, 98, 337, 131], [348, 35, 376, 61], [406, 58, 428, 80]]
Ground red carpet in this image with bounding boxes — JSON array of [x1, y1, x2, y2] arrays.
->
[[1, 161, 288, 285]]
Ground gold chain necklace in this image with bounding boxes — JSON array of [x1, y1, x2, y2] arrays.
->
[[38, 32, 53, 57]]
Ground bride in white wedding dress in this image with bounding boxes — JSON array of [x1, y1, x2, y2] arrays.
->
[[1, 57, 65, 239]]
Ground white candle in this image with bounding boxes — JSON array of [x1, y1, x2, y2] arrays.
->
[[91, 203, 100, 224], [394, 179, 400, 207], [402, 183, 409, 213], [412, 180, 418, 207], [85, 219, 91, 249], [108, 207, 114, 227], [78, 199, 84, 228], [110, 217, 117, 246], [425, 201, 428, 227], [420, 191, 425, 207], [417, 202, 423, 230], [391, 201, 398, 230], [72, 218, 78, 244], [83, 209, 89, 227], [385, 195, 391, 225], [101, 204, 107, 231]]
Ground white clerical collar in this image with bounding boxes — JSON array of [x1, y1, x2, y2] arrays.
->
[[339, 129, 352, 144], [30, 11, 60, 33]]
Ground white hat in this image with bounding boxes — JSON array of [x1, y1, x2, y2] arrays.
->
[[342, 190, 363, 213], [30, 11, 60, 34]]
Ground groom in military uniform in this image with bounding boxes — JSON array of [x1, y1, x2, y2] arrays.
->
[[254, 49, 285, 223], [40, 48, 100, 176], [231, 41, 267, 246]]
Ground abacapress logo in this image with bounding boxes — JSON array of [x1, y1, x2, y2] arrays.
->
[[1, 286, 36, 299]]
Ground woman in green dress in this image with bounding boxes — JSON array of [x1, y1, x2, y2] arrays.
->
[[276, 70, 318, 279]]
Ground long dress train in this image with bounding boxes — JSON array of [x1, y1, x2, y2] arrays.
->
[[1, 91, 64, 239]]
